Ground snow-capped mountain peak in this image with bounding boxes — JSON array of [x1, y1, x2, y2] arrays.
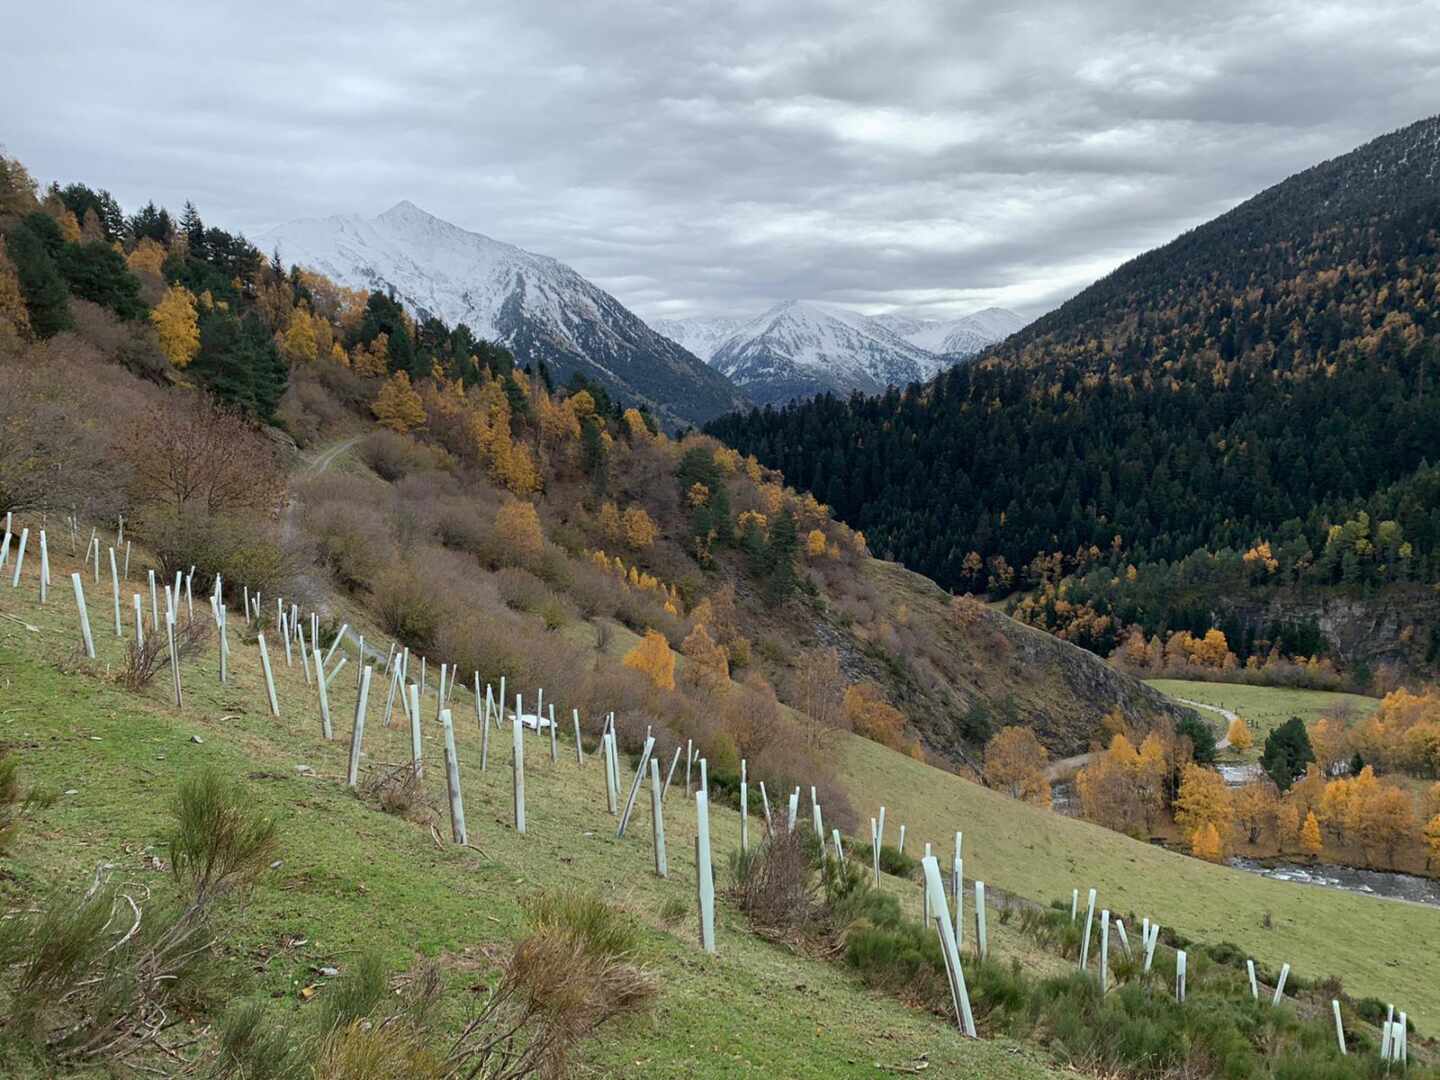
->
[[258, 205, 743, 427], [650, 302, 1028, 406]]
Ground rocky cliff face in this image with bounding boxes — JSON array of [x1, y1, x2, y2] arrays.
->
[[829, 560, 1197, 770]]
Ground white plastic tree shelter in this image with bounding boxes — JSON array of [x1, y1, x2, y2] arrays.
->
[[920, 855, 977, 1038], [347, 666, 373, 786], [695, 790, 716, 953]]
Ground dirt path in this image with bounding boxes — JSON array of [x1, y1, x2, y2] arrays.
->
[[1046, 698, 1232, 781], [304, 434, 361, 476]]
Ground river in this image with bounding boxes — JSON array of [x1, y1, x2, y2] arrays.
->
[[1229, 857, 1440, 907]]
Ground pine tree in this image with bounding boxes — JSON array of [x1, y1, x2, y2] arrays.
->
[[3, 219, 71, 336], [1262, 717, 1316, 791]]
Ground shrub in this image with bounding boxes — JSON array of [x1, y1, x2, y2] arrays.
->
[[495, 566, 551, 613], [876, 843, 918, 879], [139, 507, 302, 599], [358, 429, 432, 481], [0, 749, 55, 855], [168, 767, 279, 903], [117, 615, 211, 690], [373, 565, 446, 652], [730, 831, 818, 937]]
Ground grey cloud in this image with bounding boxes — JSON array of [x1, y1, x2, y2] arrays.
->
[[4, 0, 1439, 323]]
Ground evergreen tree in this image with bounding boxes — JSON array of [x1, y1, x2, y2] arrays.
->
[[58, 242, 146, 320], [1177, 713, 1218, 765], [1261, 717, 1316, 791], [3, 220, 71, 337], [580, 416, 608, 496]]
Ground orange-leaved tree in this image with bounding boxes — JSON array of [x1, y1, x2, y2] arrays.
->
[[1173, 763, 1231, 856], [983, 726, 1051, 807], [623, 629, 676, 691], [1191, 821, 1224, 862], [1225, 716, 1253, 752], [495, 501, 544, 563], [150, 284, 200, 367], [1300, 810, 1323, 858], [372, 371, 425, 433]]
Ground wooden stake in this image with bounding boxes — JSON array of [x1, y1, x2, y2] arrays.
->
[[70, 573, 95, 658]]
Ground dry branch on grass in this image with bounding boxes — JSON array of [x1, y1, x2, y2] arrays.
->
[[116, 617, 211, 690]]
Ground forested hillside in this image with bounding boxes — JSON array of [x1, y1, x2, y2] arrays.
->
[[0, 150, 1187, 773], [708, 115, 1440, 683]]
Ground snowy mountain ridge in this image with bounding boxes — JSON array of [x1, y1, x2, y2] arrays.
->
[[651, 303, 1026, 405], [259, 202, 745, 427]]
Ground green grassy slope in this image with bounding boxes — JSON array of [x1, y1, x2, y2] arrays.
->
[[0, 543, 1059, 1079], [1145, 679, 1379, 761], [836, 735, 1440, 1028]]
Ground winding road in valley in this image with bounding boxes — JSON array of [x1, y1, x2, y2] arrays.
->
[[1045, 697, 1233, 781]]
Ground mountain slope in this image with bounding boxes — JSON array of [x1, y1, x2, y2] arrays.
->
[[706, 114, 1440, 677], [653, 306, 1025, 404], [261, 202, 744, 427], [874, 307, 1026, 355], [648, 314, 746, 362], [705, 300, 944, 405]]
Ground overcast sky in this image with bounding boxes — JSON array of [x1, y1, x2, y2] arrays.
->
[[6, 1, 1440, 322]]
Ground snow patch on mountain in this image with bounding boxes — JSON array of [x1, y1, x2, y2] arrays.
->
[[258, 202, 743, 426]]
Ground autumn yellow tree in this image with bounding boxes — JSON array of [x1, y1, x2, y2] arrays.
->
[[1425, 815, 1440, 871], [844, 682, 907, 752], [621, 506, 658, 550], [1191, 821, 1224, 862], [680, 621, 729, 691], [150, 284, 200, 367], [372, 371, 426, 432], [624, 629, 676, 691], [0, 248, 30, 341], [1231, 779, 1279, 844], [1225, 715, 1253, 752], [983, 726, 1052, 807], [805, 529, 828, 557], [495, 500, 544, 562], [1300, 810, 1323, 858], [279, 305, 319, 364], [126, 237, 167, 278], [1173, 764, 1231, 854]]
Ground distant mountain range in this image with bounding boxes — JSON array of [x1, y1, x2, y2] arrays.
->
[[653, 304, 1025, 405], [259, 202, 744, 428]]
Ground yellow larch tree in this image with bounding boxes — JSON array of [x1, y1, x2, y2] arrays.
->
[[623, 629, 676, 691], [150, 284, 200, 367], [621, 506, 658, 550], [1300, 810, 1323, 857], [279, 305, 319, 364], [1226, 715, 1253, 752], [372, 371, 426, 433], [680, 622, 729, 691], [1191, 821, 1224, 862], [0, 248, 31, 340], [1173, 764, 1231, 851], [983, 726, 1052, 807], [495, 501, 544, 562], [1425, 815, 1440, 871], [126, 237, 167, 278], [805, 529, 828, 557]]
